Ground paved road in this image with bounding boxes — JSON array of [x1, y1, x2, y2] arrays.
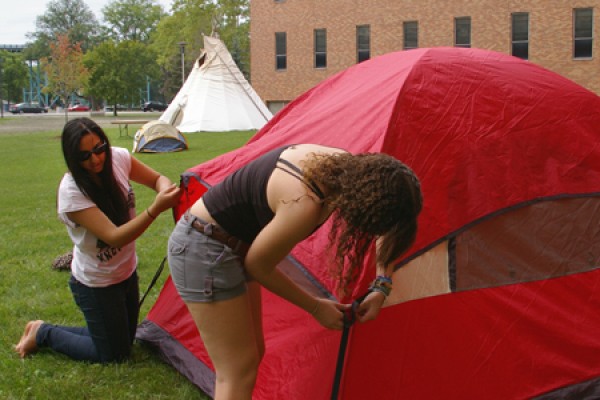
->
[[0, 111, 160, 134]]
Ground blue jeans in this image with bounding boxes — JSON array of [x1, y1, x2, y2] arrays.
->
[[36, 272, 139, 363]]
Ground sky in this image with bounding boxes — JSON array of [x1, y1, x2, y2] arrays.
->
[[1, 0, 173, 45]]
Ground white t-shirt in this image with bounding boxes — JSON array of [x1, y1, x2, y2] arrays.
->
[[57, 147, 137, 287]]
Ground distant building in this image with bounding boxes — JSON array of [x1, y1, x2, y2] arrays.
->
[[250, 0, 600, 114], [0, 44, 26, 53]]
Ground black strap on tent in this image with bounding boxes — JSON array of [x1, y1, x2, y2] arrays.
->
[[139, 255, 167, 309], [330, 292, 370, 400]]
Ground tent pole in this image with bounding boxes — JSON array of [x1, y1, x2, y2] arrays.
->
[[331, 296, 367, 399]]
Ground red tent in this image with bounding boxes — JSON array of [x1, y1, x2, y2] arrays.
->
[[137, 47, 600, 399]]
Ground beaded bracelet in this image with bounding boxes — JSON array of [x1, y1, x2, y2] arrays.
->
[[369, 276, 393, 297], [376, 275, 392, 284]]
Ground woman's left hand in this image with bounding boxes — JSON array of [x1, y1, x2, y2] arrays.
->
[[153, 183, 181, 213], [355, 291, 386, 323], [312, 298, 350, 330]]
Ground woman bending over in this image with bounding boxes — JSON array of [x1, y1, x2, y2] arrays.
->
[[167, 143, 422, 399]]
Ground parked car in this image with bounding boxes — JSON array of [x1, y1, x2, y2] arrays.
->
[[104, 104, 128, 112], [68, 104, 90, 112], [9, 103, 48, 114], [143, 101, 168, 112]]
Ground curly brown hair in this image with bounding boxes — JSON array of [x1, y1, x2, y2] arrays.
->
[[304, 152, 422, 292]]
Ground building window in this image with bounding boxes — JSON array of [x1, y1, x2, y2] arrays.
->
[[574, 8, 593, 59], [314, 29, 327, 68], [275, 32, 287, 70], [403, 21, 418, 50], [357, 25, 370, 63], [454, 17, 471, 48], [511, 13, 529, 60]]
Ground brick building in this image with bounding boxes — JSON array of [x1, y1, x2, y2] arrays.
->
[[250, 0, 600, 114]]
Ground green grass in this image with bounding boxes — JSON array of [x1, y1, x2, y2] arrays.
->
[[0, 127, 254, 399]]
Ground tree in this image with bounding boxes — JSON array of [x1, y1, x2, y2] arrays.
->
[[29, 0, 101, 54], [214, 0, 250, 77], [150, 0, 250, 100], [85, 40, 159, 116], [0, 51, 28, 106], [102, 0, 167, 43], [43, 34, 89, 122]]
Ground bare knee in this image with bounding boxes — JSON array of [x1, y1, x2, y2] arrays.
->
[[234, 351, 260, 386], [215, 351, 260, 399], [216, 370, 258, 396]]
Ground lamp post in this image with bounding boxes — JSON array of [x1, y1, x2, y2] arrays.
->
[[177, 41, 187, 86]]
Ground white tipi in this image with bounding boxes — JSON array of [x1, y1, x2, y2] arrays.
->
[[160, 35, 272, 133]]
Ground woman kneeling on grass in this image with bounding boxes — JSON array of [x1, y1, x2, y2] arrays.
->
[[167, 143, 423, 399], [15, 117, 180, 363]]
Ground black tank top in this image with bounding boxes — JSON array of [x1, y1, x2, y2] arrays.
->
[[203, 145, 325, 243]]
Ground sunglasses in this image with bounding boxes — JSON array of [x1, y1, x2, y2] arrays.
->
[[79, 142, 108, 162]]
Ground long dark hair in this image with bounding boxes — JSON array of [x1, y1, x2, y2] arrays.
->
[[61, 117, 130, 226]]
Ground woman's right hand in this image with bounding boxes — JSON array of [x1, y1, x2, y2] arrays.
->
[[312, 298, 350, 330], [151, 184, 181, 215]]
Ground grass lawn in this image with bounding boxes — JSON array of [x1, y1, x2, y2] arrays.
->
[[0, 126, 254, 399]]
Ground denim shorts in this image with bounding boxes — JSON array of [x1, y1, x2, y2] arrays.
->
[[168, 215, 248, 302]]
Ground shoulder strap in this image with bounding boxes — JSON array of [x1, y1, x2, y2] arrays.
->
[[276, 158, 326, 200], [277, 158, 303, 174]]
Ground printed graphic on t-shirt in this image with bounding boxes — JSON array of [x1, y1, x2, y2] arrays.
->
[[94, 185, 133, 262], [96, 239, 122, 262]]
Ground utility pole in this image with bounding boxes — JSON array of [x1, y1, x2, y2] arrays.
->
[[0, 57, 4, 118], [178, 41, 187, 86]]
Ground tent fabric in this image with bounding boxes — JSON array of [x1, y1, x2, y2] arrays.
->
[[159, 36, 273, 133], [341, 268, 600, 399], [132, 120, 188, 153], [137, 47, 600, 399]]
